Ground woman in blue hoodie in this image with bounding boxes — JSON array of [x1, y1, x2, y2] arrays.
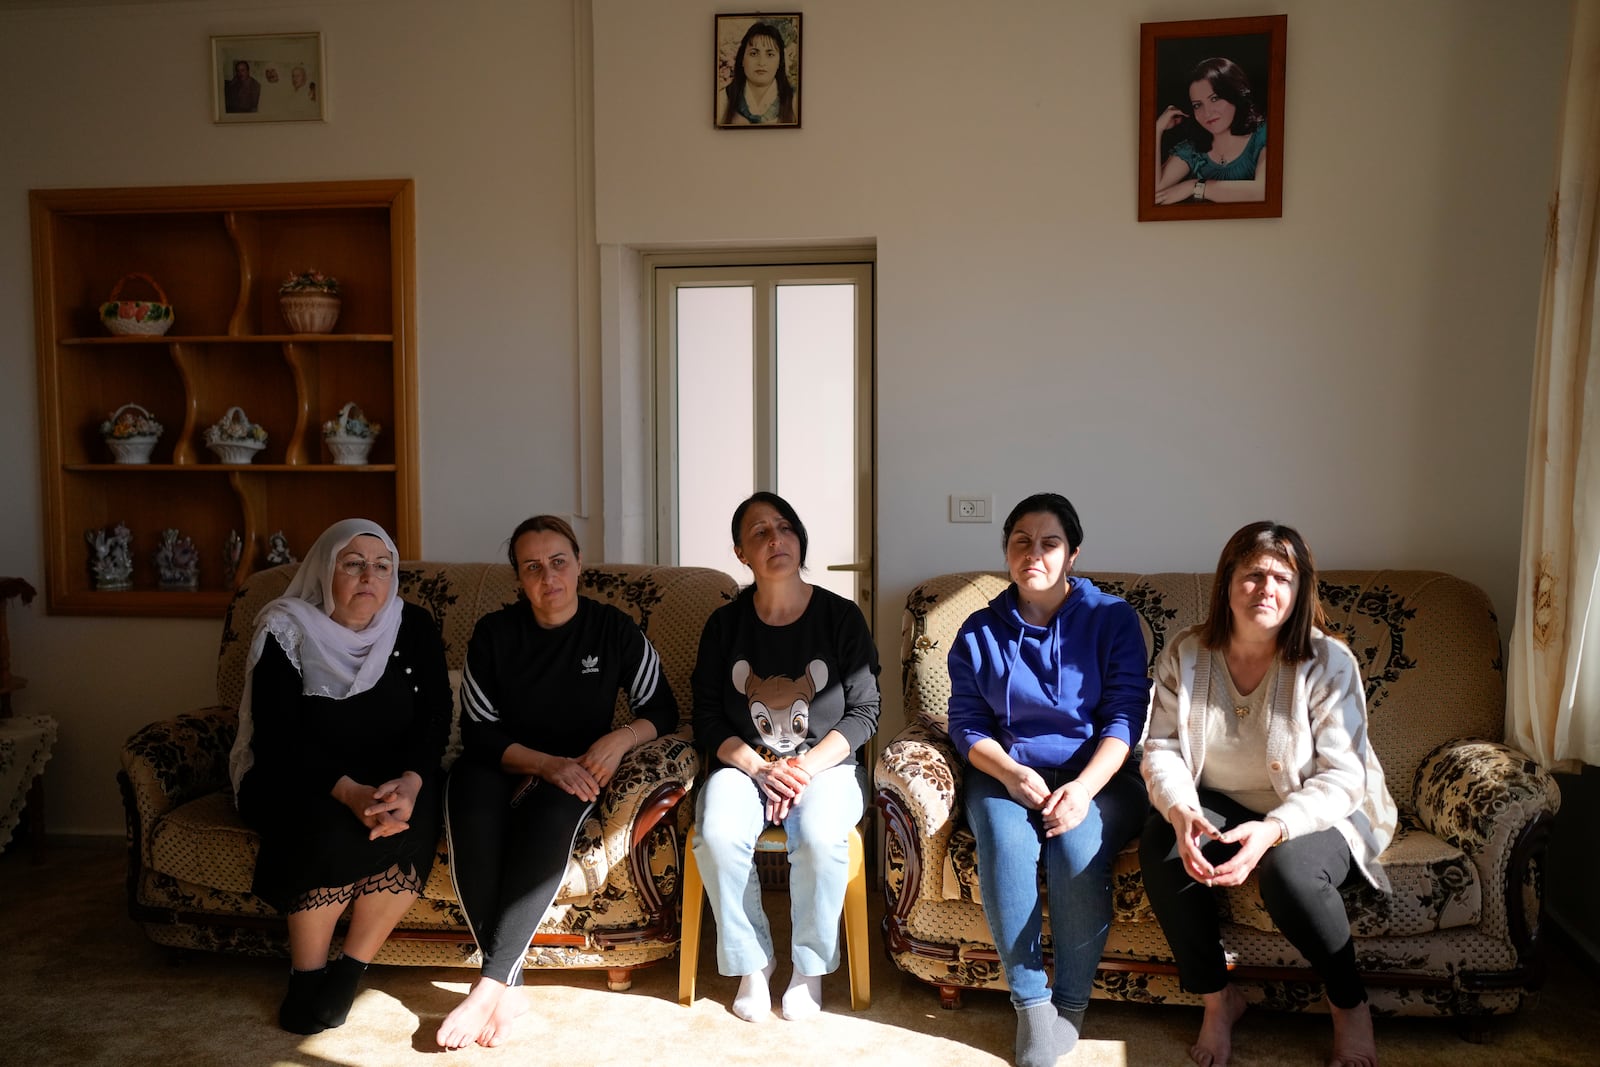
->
[[948, 493, 1150, 1067]]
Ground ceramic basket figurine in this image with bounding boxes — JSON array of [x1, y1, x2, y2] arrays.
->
[[279, 269, 341, 333], [322, 401, 381, 465], [100, 403, 163, 464], [203, 406, 267, 464], [99, 273, 175, 337]]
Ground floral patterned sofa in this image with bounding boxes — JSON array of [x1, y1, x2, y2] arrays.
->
[[875, 570, 1561, 1029], [119, 562, 736, 989]]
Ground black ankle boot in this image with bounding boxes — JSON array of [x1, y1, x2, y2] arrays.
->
[[313, 955, 369, 1029], [279, 967, 329, 1035]]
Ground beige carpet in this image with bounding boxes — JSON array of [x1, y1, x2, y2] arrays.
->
[[0, 837, 1592, 1066]]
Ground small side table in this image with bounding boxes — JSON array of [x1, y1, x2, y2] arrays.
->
[[0, 714, 56, 857], [0, 577, 50, 860]]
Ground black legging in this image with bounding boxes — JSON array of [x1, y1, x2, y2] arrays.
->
[[444, 759, 595, 984], [1139, 788, 1367, 1008]]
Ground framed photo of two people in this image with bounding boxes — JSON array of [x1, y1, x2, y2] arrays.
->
[[212, 32, 326, 124], [1140, 14, 1285, 221]]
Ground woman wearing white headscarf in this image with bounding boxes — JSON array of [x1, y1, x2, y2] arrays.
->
[[229, 518, 450, 1035]]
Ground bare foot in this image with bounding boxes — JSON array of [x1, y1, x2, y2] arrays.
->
[[1190, 984, 1248, 1067], [477, 984, 529, 1047], [436, 977, 505, 1049], [1328, 1000, 1378, 1067]]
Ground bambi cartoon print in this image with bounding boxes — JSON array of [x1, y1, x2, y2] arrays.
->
[[731, 658, 826, 758]]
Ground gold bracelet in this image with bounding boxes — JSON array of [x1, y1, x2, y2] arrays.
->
[[1268, 816, 1287, 846], [623, 721, 640, 746]]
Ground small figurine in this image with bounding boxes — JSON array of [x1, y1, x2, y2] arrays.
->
[[223, 530, 244, 587], [86, 522, 135, 591], [266, 530, 297, 566], [154, 529, 200, 591]]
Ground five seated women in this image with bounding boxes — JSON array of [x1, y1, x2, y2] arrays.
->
[[233, 507, 1393, 1064]]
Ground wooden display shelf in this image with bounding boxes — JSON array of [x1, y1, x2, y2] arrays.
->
[[48, 588, 237, 619], [31, 179, 419, 617], [66, 463, 399, 472], [61, 334, 395, 345]]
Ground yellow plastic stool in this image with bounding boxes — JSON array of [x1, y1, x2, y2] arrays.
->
[[678, 824, 870, 1010]]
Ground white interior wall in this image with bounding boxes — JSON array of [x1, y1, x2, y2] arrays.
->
[[0, 0, 1572, 835], [594, 0, 1568, 737], [0, 0, 583, 833]]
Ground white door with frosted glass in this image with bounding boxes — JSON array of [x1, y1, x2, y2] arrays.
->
[[656, 264, 873, 617]]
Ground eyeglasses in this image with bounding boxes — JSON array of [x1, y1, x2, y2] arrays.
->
[[337, 558, 395, 581]]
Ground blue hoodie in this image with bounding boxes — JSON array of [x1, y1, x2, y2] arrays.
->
[[947, 578, 1150, 776]]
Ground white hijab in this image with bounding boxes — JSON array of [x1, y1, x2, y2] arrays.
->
[[228, 518, 405, 797]]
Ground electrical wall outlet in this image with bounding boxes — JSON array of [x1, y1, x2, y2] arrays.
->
[[949, 494, 992, 523]]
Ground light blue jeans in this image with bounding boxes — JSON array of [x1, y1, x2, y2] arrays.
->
[[965, 763, 1147, 1012], [693, 764, 864, 977]]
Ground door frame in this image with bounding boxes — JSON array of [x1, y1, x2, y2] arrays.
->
[[644, 248, 876, 620]]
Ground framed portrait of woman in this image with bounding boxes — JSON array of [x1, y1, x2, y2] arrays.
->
[[1139, 15, 1286, 221], [714, 14, 801, 129]]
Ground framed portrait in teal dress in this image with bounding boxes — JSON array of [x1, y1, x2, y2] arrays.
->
[[1139, 15, 1286, 221]]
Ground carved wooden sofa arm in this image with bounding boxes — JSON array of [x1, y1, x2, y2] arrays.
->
[[874, 722, 964, 941]]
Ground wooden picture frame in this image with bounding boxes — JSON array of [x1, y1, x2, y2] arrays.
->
[[714, 14, 802, 128], [1139, 15, 1285, 221], [211, 32, 326, 124]]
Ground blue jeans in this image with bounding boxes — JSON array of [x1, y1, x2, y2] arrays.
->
[[965, 763, 1147, 1011], [693, 764, 864, 977]]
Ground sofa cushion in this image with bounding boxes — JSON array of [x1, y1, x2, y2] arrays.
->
[[149, 790, 259, 894], [939, 820, 1479, 939], [152, 790, 611, 907], [1221, 821, 1481, 938]]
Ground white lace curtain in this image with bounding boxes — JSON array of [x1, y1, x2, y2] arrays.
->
[[1507, 3, 1600, 771]]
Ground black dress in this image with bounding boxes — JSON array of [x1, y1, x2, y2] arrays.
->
[[238, 601, 451, 912]]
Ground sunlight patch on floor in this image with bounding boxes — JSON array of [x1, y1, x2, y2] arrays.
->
[[1076, 1039, 1128, 1065]]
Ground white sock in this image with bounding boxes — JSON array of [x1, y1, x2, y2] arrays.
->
[[731, 960, 775, 1022], [780, 970, 822, 1020]]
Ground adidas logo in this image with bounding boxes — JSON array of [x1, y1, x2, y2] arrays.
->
[[580, 654, 600, 675]]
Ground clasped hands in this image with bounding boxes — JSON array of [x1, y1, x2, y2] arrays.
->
[[1168, 805, 1280, 887], [536, 728, 638, 803], [1002, 765, 1090, 838], [755, 756, 810, 822], [338, 771, 421, 841]]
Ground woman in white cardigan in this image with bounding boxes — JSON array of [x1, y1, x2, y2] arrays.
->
[[1140, 521, 1396, 1067]]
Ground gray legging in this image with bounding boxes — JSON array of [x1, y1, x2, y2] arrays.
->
[[444, 759, 594, 984], [1138, 787, 1367, 1008]]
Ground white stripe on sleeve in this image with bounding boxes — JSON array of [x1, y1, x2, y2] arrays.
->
[[629, 639, 661, 708], [461, 661, 500, 723]]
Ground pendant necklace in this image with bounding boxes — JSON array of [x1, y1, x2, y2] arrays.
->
[[1235, 671, 1271, 719]]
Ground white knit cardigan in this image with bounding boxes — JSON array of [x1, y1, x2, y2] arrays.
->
[[1141, 625, 1398, 892]]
